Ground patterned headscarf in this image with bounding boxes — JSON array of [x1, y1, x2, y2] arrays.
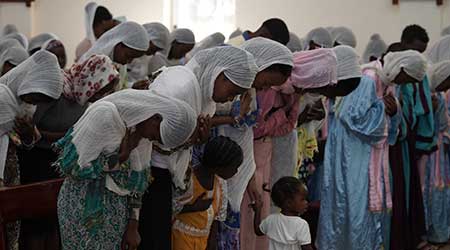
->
[[63, 54, 119, 105]]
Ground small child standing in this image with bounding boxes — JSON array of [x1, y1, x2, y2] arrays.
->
[[172, 136, 244, 250], [253, 176, 313, 250]]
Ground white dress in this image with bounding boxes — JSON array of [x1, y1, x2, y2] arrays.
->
[[260, 213, 311, 250]]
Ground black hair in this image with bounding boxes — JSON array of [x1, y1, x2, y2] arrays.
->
[[93, 6, 113, 27], [401, 24, 429, 44], [271, 176, 305, 208], [335, 77, 361, 96], [262, 18, 290, 45], [386, 42, 405, 53], [29, 48, 40, 56], [202, 136, 243, 169], [264, 63, 293, 77]]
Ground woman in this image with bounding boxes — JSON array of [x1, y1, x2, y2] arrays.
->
[[0, 39, 29, 75], [422, 61, 450, 246], [166, 28, 196, 66], [362, 34, 387, 64], [304, 27, 333, 50], [210, 37, 294, 250], [185, 32, 226, 61], [318, 50, 426, 250], [127, 22, 171, 84], [19, 54, 119, 183], [140, 46, 258, 250], [17, 54, 119, 250], [0, 50, 63, 250], [81, 21, 149, 89], [56, 90, 197, 250], [42, 39, 67, 69], [75, 2, 115, 62], [28, 33, 58, 55]]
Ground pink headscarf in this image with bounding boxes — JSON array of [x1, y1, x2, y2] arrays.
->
[[274, 48, 338, 94], [63, 54, 119, 105]]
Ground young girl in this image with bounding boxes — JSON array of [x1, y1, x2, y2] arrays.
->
[[253, 177, 313, 250], [172, 136, 243, 250]]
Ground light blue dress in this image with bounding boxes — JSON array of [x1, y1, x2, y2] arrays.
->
[[317, 75, 389, 250]]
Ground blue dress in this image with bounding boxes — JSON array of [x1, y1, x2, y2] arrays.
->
[[317, 75, 388, 250], [423, 93, 450, 243]]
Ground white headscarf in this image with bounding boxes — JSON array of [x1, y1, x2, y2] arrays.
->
[[143, 22, 170, 51], [73, 90, 196, 171], [0, 46, 29, 73], [286, 32, 304, 52], [0, 50, 63, 100], [333, 45, 362, 80], [330, 26, 357, 48], [2, 32, 28, 50], [1, 24, 18, 37], [149, 66, 202, 115], [170, 28, 196, 44], [240, 37, 293, 71], [362, 34, 387, 64], [185, 46, 258, 115], [185, 32, 225, 60], [100, 90, 197, 150], [305, 27, 333, 49], [382, 50, 427, 84], [441, 25, 450, 37], [69, 91, 196, 196], [0, 50, 63, 179], [84, 2, 99, 43], [426, 35, 450, 64], [28, 33, 58, 53], [427, 60, 450, 92], [81, 21, 149, 63]]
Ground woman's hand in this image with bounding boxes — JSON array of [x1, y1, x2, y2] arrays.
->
[[181, 192, 213, 213], [240, 91, 252, 117], [14, 117, 35, 144], [121, 219, 141, 250], [431, 94, 439, 112], [131, 80, 150, 90], [119, 130, 142, 163]]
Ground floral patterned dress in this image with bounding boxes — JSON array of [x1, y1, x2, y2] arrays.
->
[[54, 130, 149, 250]]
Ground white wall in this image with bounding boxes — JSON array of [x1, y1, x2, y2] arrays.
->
[[1, 0, 449, 65], [235, 0, 450, 54], [0, 3, 32, 36], [31, 0, 166, 64]]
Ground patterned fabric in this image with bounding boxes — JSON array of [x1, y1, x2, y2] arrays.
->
[[63, 55, 119, 105], [58, 177, 128, 250], [4, 142, 20, 250], [217, 206, 241, 250], [54, 130, 149, 235]]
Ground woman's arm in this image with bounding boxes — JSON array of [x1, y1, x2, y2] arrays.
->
[[39, 130, 67, 143], [206, 220, 219, 250], [251, 199, 264, 236]]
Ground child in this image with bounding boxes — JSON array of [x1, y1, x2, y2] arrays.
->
[[172, 136, 243, 250], [253, 177, 313, 250]]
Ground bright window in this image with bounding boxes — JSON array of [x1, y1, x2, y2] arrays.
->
[[171, 0, 236, 40]]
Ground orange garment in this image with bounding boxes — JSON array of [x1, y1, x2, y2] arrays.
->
[[172, 174, 226, 250]]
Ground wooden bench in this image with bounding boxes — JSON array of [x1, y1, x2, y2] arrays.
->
[[0, 178, 63, 250]]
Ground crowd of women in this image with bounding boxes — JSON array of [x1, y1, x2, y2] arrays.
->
[[0, 1, 449, 250]]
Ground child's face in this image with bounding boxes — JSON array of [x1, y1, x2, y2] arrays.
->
[[290, 187, 309, 215]]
